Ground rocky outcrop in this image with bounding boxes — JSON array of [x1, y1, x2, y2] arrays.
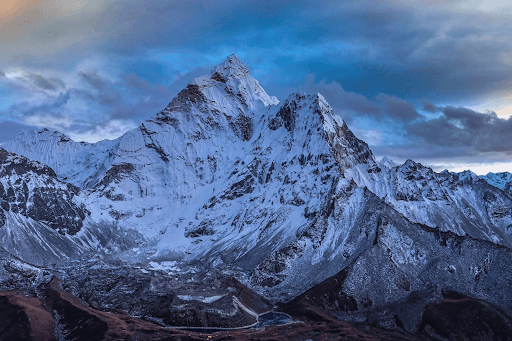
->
[[419, 290, 512, 341], [0, 148, 87, 234]]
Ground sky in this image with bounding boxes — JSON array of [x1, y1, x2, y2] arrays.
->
[[0, 0, 512, 175]]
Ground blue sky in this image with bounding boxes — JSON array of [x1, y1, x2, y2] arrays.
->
[[1, 0, 512, 174]]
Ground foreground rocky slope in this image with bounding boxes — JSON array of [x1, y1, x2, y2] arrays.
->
[[1, 55, 511, 339]]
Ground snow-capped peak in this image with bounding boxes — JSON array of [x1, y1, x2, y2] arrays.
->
[[380, 156, 396, 168], [190, 54, 278, 109], [456, 169, 479, 182], [480, 171, 512, 193], [210, 54, 249, 80], [2, 128, 120, 189], [9, 128, 75, 146]]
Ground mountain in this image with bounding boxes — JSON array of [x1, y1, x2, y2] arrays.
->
[[0, 147, 144, 266], [379, 155, 396, 168], [2, 128, 120, 189], [0, 147, 97, 265], [481, 171, 512, 195], [1, 54, 512, 339], [343, 159, 512, 248]]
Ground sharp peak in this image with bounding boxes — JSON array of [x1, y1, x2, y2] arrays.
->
[[210, 54, 250, 79], [180, 54, 278, 108], [380, 156, 397, 166], [218, 53, 245, 68], [225, 53, 243, 64]]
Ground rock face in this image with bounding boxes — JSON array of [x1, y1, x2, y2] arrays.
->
[[1, 54, 512, 339], [280, 201, 512, 332], [0, 148, 87, 235], [0, 148, 140, 266], [420, 290, 512, 341]]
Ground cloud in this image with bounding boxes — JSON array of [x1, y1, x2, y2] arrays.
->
[[24, 113, 74, 130], [377, 94, 421, 123], [78, 70, 120, 106], [66, 120, 138, 143], [422, 101, 438, 113], [0, 64, 212, 142], [406, 106, 512, 153], [0, 70, 66, 94], [26, 73, 65, 92], [2, 0, 511, 99], [8, 91, 71, 118]]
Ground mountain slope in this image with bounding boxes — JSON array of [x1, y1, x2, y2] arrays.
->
[[343, 159, 512, 248], [2, 129, 120, 189], [281, 210, 512, 332], [0, 148, 138, 265]]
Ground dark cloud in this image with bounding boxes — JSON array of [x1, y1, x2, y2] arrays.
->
[[1, 71, 66, 93], [2, 0, 511, 106], [443, 106, 494, 130], [406, 106, 512, 153], [78, 70, 121, 106], [377, 94, 421, 123], [8, 91, 71, 118], [78, 70, 109, 90], [27, 73, 65, 92], [422, 101, 438, 113]]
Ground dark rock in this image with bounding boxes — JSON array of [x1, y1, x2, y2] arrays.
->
[[95, 163, 135, 189], [219, 175, 255, 200], [420, 290, 512, 341], [280, 268, 358, 320], [228, 114, 253, 141], [268, 98, 299, 132], [186, 220, 215, 238], [210, 72, 227, 83], [0, 148, 86, 235]]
